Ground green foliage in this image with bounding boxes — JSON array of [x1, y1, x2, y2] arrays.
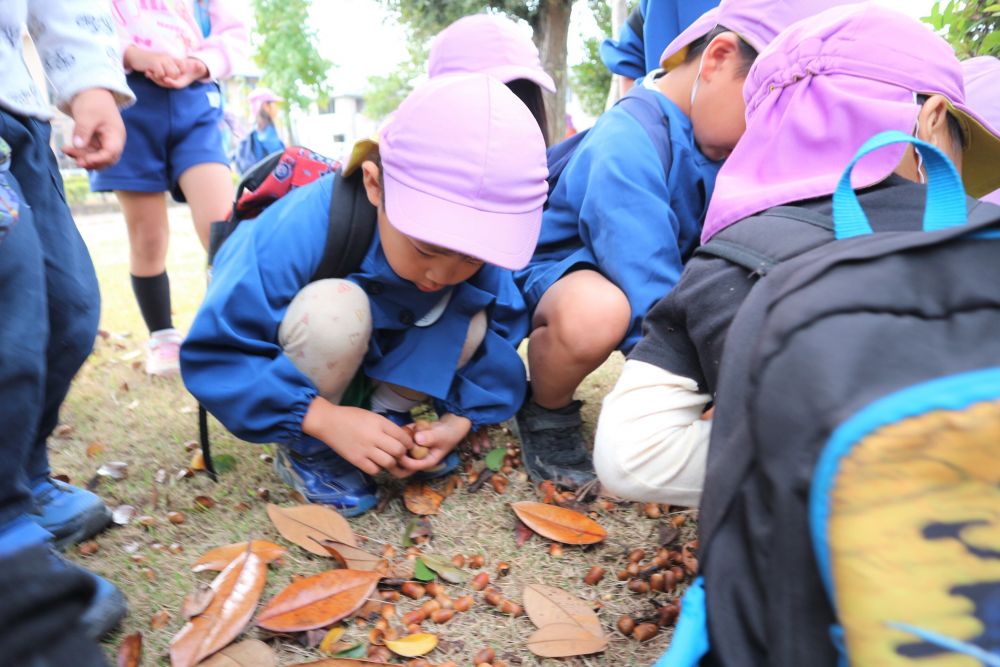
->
[[62, 172, 91, 206], [923, 0, 1000, 57], [572, 0, 630, 117], [378, 1, 535, 40], [364, 44, 426, 120], [251, 0, 332, 110]]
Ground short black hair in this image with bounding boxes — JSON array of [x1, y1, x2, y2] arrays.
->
[[506, 78, 550, 146], [684, 25, 758, 76], [916, 93, 966, 151]]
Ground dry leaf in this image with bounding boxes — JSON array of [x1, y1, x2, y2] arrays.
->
[[384, 633, 438, 657], [318, 626, 346, 654], [96, 461, 129, 480], [256, 569, 381, 632], [266, 504, 357, 557], [191, 541, 287, 572], [513, 518, 534, 547], [112, 504, 137, 526], [86, 441, 106, 458], [78, 541, 99, 556], [657, 522, 680, 547], [169, 550, 268, 667], [53, 424, 74, 438], [527, 623, 608, 657], [316, 539, 389, 574], [403, 483, 444, 515], [195, 639, 276, 666], [522, 584, 603, 638], [194, 495, 216, 510], [510, 502, 607, 545], [117, 631, 142, 667], [182, 584, 216, 619], [190, 450, 206, 471], [150, 609, 171, 630], [287, 660, 396, 666]]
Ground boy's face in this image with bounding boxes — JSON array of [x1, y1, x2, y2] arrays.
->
[[691, 62, 748, 162], [377, 208, 484, 292], [362, 160, 484, 292]]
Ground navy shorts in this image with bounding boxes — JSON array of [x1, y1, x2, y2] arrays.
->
[[90, 73, 228, 202]]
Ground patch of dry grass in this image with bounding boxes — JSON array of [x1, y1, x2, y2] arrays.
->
[[57, 208, 694, 666]]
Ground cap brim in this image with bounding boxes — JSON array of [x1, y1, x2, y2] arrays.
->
[[343, 137, 379, 177], [484, 64, 557, 93], [949, 102, 1000, 198], [659, 7, 721, 70], [383, 170, 542, 270]]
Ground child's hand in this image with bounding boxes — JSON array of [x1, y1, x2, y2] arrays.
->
[[302, 400, 414, 477], [125, 46, 183, 82], [399, 414, 471, 474], [62, 89, 125, 169], [158, 58, 210, 89]]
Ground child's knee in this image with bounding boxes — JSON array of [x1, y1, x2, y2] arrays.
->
[[457, 310, 488, 368], [545, 286, 630, 359], [279, 279, 372, 393]]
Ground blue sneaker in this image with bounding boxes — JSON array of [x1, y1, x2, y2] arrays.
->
[[274, 443, 377, 517], [377, 411, 461, 480], [31, 478, 111, 551]]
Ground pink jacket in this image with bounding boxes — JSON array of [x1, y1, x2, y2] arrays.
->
[[110, 0, 248, 79]]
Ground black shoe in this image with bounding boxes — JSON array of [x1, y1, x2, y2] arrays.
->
[[514, 399, 596, 489]]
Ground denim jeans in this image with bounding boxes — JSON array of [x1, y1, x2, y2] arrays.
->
[[0, 111, 100, 527]]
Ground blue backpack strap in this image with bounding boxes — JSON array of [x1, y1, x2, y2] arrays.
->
[[615, 85, 673, 181], [834, 131, 966, 239], [310, 168, 377, 282]]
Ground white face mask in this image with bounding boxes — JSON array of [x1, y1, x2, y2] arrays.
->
[[912, 92, 927, 184], [690, 52, 707, 110]]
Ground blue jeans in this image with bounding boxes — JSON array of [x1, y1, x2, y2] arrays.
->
[[0, 111, 100, 527]]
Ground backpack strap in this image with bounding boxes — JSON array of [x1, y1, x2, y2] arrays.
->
[[695, 206, 836, 276], [309, 168, 377, 282], [615, 86, 672, 181]]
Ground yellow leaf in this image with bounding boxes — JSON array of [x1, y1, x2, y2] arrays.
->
[[384, 633, 438, 657], [319, 626, 346, 654]]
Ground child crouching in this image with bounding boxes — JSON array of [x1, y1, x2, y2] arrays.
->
[[181, 74, 547, 515]]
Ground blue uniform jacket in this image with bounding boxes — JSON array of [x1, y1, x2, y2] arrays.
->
[[181, 174, 530, 445], [514, 90, 719, 353], [600, 0, 720, 79], [253, 124, 285, 159]]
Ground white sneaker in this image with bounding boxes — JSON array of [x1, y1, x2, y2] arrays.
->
[[145, 328, 182, 376]]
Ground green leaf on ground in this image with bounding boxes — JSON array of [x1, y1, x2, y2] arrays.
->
[[420, 553, 469, 583], [213, 454, 237, 474], [413, 558, 436, 582], [334, 642, 367, 658], [485, 447, 506, 472]]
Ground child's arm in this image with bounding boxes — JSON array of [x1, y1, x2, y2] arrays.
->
[[123, 45, 184, 83], [593, 360, 711, 506], [188, 0, 250, 81]]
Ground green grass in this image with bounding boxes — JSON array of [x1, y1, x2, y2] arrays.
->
[[57, 207, 692, 666]]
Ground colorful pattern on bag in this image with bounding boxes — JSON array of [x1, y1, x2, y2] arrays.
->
[[233, 147, 340, 222], [0, 138, 19, 246]]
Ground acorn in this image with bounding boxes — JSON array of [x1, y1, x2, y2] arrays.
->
[[419, 599, 442, 616], [633, 623, 659, 642], [548, 543, 564, 557], [468, 554, 486, 569], [583, 566, 605, 585], [496, 561, 511, 577], [453, 595, 474, 612], [451, 553, 466, 567], [474, 648, 496, 664], [431, 609, 455, 624], [425, 582, 445, 598], [410, 445, 430, 460], [471, 572, 490, 591], [483, 588, 503, 607], [498, 599, 523, 616], [401, 582, 426, 599], [627, 548, 646, 563], [380, 590, 401, 602], [628, 579, 650, 594], [643, 502, 662, 519], [401, 610, 426, 626], [617, 615, 637, 636], [656, 603, 680, 627], [650, 573, 666, 592]]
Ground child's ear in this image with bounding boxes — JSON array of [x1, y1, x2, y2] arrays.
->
[[916, 94, 964, 175], [701, 32, 742, 81], [361, 160, 383, 208]]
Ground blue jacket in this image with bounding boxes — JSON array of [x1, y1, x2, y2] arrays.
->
[[253, 123, 285, 159], [515, 88, 719, 353], [600, 0, 720, 79], [181, 174, 530, 445]]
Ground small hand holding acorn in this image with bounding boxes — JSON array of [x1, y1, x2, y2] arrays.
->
[[399, 415, 470, 473]]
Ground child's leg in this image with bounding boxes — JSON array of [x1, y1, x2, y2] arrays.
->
[[117, 190, 180, 375], [278, 279, 372, 404], [519, 269, 630, 487], [176, 162, 233, 251]]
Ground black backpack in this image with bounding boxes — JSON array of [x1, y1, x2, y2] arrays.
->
[[658, 132, 1000, 666], [198, 147, 376, 479]]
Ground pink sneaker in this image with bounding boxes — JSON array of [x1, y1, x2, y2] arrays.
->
[[145, 328, 182, 376]]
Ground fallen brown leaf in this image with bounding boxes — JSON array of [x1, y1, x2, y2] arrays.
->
[[116, 631, 142, 667], [150, 609, 171, 630], [77, 541, 99, 556], [511, 502, 607, 545], [403, 482, 444, 516], [256, 569, 381, 632], [112, 504, 137, 526], [316, 539, 389, 574], [169, 549, 268, 667], [527, 622, 608, 657], [191, 541, 287, 572], [195, 638, 276, 666], [194, 495, 216, 510], [182, 584, 215, 619], [96, 461, 128, 480], [266, 503, 357, 557], [522, 583, 603, 638], [86, 441, 106, 458]]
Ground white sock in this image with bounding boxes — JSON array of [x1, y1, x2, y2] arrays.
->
[[370, 383, 421, 415]]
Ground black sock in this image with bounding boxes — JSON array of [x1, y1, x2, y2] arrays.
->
[[130, 272, 173, 333]]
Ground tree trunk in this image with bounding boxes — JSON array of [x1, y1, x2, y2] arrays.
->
[[532, 0, 572, 144]]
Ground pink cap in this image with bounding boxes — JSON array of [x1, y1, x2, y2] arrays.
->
[[963, 57, 1000, 205], [659, 0, 861, 70], [248, 87, 282, 116], [379, 73, 548, 270], [428, 14, 556, 93]]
